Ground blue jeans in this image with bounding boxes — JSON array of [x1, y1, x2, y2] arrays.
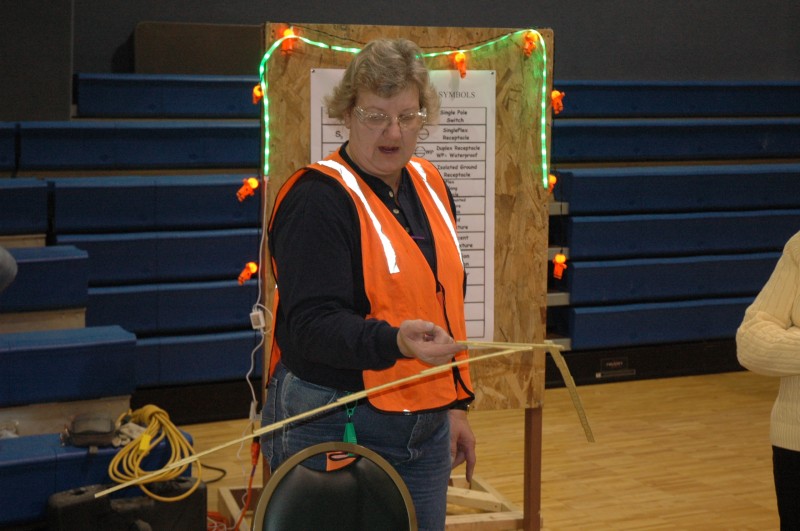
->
[[262, 362, 451, 531]]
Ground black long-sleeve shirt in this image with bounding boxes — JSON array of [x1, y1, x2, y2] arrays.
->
[[268, 144, 458, 391]]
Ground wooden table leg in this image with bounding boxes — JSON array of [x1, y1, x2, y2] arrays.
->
[[523, 406, 542, 531]]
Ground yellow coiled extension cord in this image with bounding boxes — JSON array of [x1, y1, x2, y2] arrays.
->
[[108, 404, 201, 502]]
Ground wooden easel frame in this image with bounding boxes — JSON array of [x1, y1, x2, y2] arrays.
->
[[260, 22, 554, 531]]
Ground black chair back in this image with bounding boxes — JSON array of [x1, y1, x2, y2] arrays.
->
[[252, 442, 417, 531]]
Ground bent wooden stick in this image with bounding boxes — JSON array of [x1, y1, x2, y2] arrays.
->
[[96, 345, 540, 498], [462, 339, 595, 442], [546, 346, 595, 442]]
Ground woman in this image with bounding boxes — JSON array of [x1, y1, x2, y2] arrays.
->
[[737, 230, 800, 530], [261, 38, 476, 530]]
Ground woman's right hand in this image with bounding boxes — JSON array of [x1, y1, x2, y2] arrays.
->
[[396, 319, 464, 366]]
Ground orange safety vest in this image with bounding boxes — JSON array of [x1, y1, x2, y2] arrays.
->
[[268, 151, 474, 413]]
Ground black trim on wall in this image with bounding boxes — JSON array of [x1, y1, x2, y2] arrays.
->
[[131, 379, 262, 426], [545, 339, 742, 389]]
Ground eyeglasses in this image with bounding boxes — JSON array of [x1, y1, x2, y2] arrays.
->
[[352, 106, 427, 131]]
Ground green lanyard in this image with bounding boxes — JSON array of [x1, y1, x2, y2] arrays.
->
[[343, 401, 357, 444]]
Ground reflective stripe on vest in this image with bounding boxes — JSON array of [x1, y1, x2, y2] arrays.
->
[[409, 160, 463, 266], [317, 159, 400, 274]]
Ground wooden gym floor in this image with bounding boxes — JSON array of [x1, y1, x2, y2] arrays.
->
[[187, 370, 780, 530]]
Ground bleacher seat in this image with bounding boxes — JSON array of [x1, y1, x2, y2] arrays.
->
[[0, 246, 88, 313], [56, 228, 260, 286], [75, 73, 259, 119], [0, 432, 192, 526], [555, 163, 800, 214], [1, 73, 266, 425], [0, 325, 136, 407], [50, 174, 261, 233], [552, 209, 800, 260], [549, 297, 752, 351], [18, 121, 260, 170], [548, 81, 800, 377], [86, 281, 257, 336], [556, 80, 800, 118], [135, 330, 260, 386], [0, 177, 48, 235], [563, 252, 780, 305], [551, 117, 800, 163]]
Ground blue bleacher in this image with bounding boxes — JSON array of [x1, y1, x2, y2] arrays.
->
[[44, 170, 264, 396], [5, 73, 798, 398], [56, 228, 260, 285], [43, 170, 264, 395], [18, 121, 260, 170], [86, 281, 257, 337], [555, 209, 800, 260], [556, 81, 800, 118], [0, 73, 267, 527], [551, 117, 800, 163], [0, 246, 88, 312], [564, 253, 780, 305], [549, 297, 752, 351], [549, 81, 800, 365], [555, 163, 800, 214], [0, 326, 136, 407], [75, 73, 260, 119], [50, 174, 260, 232], [136, 330, 261, 387], [0, 432, 191, 526], [0, 177, 48, 234]]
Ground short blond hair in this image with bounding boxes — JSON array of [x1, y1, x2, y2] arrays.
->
[[325, 38, 439, 121]]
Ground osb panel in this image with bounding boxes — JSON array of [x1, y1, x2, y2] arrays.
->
[[262, 23, 553, 410]]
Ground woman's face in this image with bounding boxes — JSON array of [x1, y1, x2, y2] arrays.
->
[[343, 86, 422, 187]]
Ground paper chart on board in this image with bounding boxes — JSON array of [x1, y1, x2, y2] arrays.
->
[[310, 69, 496, 342]]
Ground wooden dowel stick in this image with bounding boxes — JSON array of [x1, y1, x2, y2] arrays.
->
[[462, 339, 594, 442], [548, 347, 595, 442], [459, 340, 565, 351], [95, 345, 530, 498]]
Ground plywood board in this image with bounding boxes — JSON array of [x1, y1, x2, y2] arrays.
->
[[262, 23, 553, 410]]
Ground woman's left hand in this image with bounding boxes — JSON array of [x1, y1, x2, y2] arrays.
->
[[448, 409, 476, 483], [397, 319, 464, 366]]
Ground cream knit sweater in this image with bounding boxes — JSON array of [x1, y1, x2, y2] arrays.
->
[[737, 230, 800, 452]]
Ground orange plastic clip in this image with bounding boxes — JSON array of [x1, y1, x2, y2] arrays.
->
[[551, 90, 565, 115], [252, 84, 263, 105], [548, 173, 558, 194], [281, 27, 295, 55], [237, 177, 260, 202], [453, 51, 467, 79], [523, 31, 538, 57]]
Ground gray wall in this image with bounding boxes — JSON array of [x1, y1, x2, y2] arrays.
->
[[70, 0, 800, 80], [1, 0, 74, 120], [2, 0, 799, 120]]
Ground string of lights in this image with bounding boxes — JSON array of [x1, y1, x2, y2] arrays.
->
[[255, 28, 551, 189]]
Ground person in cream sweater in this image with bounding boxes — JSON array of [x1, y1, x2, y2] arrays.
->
[[737, 230, 800, 530]]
